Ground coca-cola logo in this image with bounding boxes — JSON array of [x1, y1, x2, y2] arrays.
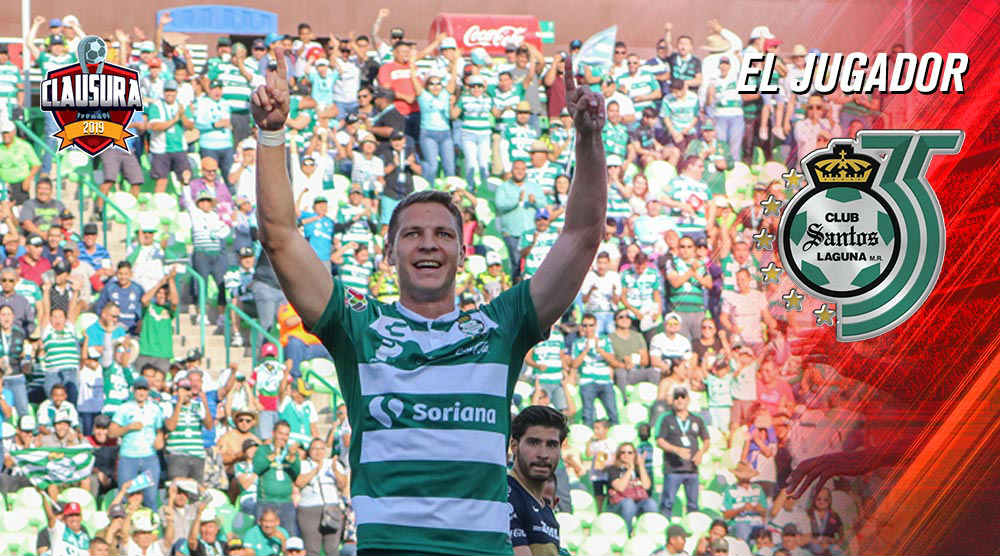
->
[[462, 24, 528, 48]]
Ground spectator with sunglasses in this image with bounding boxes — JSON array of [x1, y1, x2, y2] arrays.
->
[[607, 441, 657, 535], [330, 40, 362, 116], [794, 93, 841, 166], [410, 57, 458, 180]]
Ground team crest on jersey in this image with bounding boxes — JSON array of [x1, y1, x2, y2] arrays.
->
[[777, 131, 963, 341], [344, 287, 367, 311], [457, 314, 486, 336]]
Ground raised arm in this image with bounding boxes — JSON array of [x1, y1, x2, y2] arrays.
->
[[530, 54, 607, 329], [251, 47, 333, 329]]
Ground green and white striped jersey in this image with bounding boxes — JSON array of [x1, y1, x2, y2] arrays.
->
[[41, 326, 81, 372], [617, 69, 660, 111], [670, 258, 707, 314], [519, 226, 559, 279], [503, 124, 539, 166], [668, 174, 709, 235], [145, 99, 191, 154], [660, 90, 700, 135], [165, 400, 207, 457], [0, 62, 23, 111], [526, 162, 560, 197], [204, 58, 255, 113], [458, 94, 495, 134], [529, 328, 565, 384], [490, 85, 523, 132], [310, 278, 545, 554], [339, 260, 374, 295]]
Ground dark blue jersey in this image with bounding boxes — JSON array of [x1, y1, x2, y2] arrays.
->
[[508, 474, 561, 555]]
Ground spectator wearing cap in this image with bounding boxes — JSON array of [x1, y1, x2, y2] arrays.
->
[[121, 508, 175, 555], [57, 209, 79, 243], [0, 44, 25, 122], [136, 267, 179, 374], [186, 502, 227, 556], [722, 461, 769, 541], [40, 495, 91, 555], [230, 138, 258, 204], [379, 129, 421, 225], [147, 80, 194, 192], [297, 195, 338, 273], [601, 76, 637, 128], [0, 303, 30, 416], [474, 251, 510, 303], [349, 132, 385, 198], [165, 371, 214, 484], [224, 246, 256, 347], [125, 217, 167, 293], [61, 241, 93, 301], [794, 93, 841, 167], [26, 16, 74, 176], [519, 206, 560, 280], [526, 140, 560, 198], [0, 266, 36, 336], [195, 78, 235, 184], [189, 186, 232, 324], [232, 193, 255, 255], [219, 405, 262, 475], [0, 119, 40, 205], [705, 54, 745, 164], [368, 86, 405, 153], [19, 177, 65, 237], [94, 261, 145, 334], [40, 405, 84, 450], [571, 312, 622, 427], [306, 56, 337, 111], [0, 415, 40, 491], [140, 56, 166, 101], [279, 378, 320, 447], [288, 134, 332, 213], [655, 386, 710, 517], [652, 524, 690, 555], [500, 101, 539, 176], [686, 120, 734, 194], [109, 375, 165, 510], [496, 158, 546, 280], [18, 232, 52, 286], [454, 73, 494, 188], [77, 222, 111, 270], [410, 55, 458, 180]]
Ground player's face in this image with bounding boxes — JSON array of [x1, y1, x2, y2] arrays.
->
[[389, 203, 463, 304], [513, 425, 562, 481]]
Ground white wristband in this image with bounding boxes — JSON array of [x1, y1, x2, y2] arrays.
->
[[258, 128, 286, 147]]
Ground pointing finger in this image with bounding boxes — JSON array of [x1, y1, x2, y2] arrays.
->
[[564, 51, 576, 93], [273, 45, 288, 81]]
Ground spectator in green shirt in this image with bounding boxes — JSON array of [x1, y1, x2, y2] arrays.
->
[[252, 420, 301, 536], [244, 505, 289, 556], [0, 120, 40, 205]]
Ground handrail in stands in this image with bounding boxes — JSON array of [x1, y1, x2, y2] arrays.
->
[[224, 300, 283, 368], [13, 120, 61, 199]]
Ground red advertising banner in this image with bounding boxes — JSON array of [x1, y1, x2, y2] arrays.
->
[[429, 13, 541, 55]]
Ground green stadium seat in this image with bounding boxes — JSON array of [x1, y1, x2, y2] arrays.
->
[[480, 235, 507, 258], [624, 162, 641, 182], [216, 503, 238, 532], [623, 402, 647, 425], [568, 423, 593, 446], [609, 424, 638, 446], [88, 510, 110, 532], [412, 175, 430, 191], [577, 534, 615, 556], [555, 512, 585, 549], [1, 510, 27, 533], [623, 534, 661, 556], [570, 489, 597, 515], [309, 358, 337, 378], [466, 254, 487, 276], [474, 198, 495, 225], [75, 312, 98, 336], [231, 511, 256, 535], [445, 176, 469, 190], [100, 489, 118, 511], [109, 191, 138, 223], [644, 160, 677, 196], [635, 383, 658, 407], [634, 511, 670, 537], [514, 381, 533, 406], [682, 511, 712, 537], [591, 512, 628, 541], [58, 487, 96, 516], [206, 488, 228, 510], [1, 532, 35, 556]]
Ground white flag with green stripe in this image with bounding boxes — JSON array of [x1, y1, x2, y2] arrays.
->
[[11, 446, 95, 486]]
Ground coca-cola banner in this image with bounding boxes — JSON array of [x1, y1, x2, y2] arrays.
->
[[429, 13, 542, 55]]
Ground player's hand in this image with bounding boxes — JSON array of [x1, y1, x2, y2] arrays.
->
[[377, 8, 390, 19], [252, 46, 291, 131], [563, 53, 605, 135]]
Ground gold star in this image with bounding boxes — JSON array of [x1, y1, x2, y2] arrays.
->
[[813, 304, 836, 327], [782, 169, 805, 190], [760, 262, 782, 284], [752, 229, 774, 251], [760, 194, 782, 216], [782, 289, 804, 311]]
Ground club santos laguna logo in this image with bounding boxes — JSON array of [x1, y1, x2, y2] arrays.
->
[[777, 131, 963, 341]]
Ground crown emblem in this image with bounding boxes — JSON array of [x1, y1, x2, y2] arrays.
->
[[805, 143, 879, 188]]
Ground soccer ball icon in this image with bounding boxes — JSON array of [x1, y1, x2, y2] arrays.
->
[[80, 36, 106, 65]]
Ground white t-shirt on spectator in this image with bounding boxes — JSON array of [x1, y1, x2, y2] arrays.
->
[[581, 270, 621, 313], [298, 457, 342, 507], [722, 289, 768, 345], [731, 362, 758, 401], [603, 91, 635, 120], [231, 161, 257, 205], [649, 332, 692, 360]]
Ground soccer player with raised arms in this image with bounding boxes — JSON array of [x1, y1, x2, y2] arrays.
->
[[251, 47, 607, 555]]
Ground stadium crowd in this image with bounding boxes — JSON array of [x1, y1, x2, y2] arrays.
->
[[0, 7, 889, 556]]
